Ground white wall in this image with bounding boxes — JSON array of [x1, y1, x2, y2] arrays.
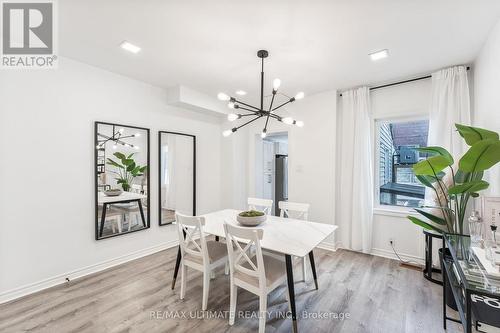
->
[[369, 79, 432, 263], [474, 18, 500, 194], [0, 57, 222, 302], [221, 91, 337, 246]]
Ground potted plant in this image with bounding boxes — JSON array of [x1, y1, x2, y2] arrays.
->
[[407, 123, 500, 309], [106, 152, 148, 192]]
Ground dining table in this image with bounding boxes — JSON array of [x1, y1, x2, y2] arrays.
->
[[97, 191, 147, 237], [170, 209, 338, 333]]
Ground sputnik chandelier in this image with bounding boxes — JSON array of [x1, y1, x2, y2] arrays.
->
[[96, 125, 141, 150], [218, 50, 305, 138]]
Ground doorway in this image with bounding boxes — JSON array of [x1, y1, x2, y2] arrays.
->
[[258, 132, 288, 216]]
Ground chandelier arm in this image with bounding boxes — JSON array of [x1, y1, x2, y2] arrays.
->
[[237, 106, 260, 114], [268, 113, 282, 120], [236, 115, 263, 130], [234, 99, 261, 111], [271, 99, 293, 112], [268, 93, 276, 112], [263, 113, 271, 133]]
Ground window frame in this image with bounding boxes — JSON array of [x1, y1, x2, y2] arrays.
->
[[373, 115, 429, 213]]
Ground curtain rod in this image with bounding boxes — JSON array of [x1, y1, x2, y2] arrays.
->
[[338, 66, 470, 97]]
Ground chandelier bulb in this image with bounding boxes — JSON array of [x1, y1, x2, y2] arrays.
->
[[261, 130, 267, 139], [222, 129, 233, 137], [227, 113, 239, 122], [296, 120, 304, 127], [295, 91, 305, 100], [282, 117, 294, 125], [217, 92, 230, 101], [273, 78, 281, 91]]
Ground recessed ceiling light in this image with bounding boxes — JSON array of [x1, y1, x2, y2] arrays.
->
[[120, 41, 141, 54], [235, 90, 247, 96], [369, 49, 389, 61]]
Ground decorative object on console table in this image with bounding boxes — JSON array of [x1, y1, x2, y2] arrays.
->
[[406, 124, 500, 306]]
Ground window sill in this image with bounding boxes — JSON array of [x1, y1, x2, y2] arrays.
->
[[373, 206, 419, 218]]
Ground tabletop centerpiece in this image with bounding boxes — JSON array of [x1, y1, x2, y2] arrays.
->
[[237, 210, 266, 226]]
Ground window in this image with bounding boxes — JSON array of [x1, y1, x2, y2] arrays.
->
[[376, 119, 429, 208]]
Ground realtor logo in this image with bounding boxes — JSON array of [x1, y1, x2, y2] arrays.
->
[[1, 0, 57, 68]]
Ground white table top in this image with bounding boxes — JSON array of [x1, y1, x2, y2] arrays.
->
[[98, 191, 146, 204], [201, 209, 337, 257]]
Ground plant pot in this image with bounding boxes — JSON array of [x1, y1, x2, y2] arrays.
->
[[439, 247, 458, 311], [236, 214, 266, 226]]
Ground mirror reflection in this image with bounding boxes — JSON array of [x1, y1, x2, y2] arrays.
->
[[159, 131, 195, 225], [95, 122, 150, 239]]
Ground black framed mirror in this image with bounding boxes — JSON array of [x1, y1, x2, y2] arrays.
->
[[158, 131, 196, 225], [94, 122, 150, 240]]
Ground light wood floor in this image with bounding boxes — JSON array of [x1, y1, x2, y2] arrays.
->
[[0, 247, 467, 333]]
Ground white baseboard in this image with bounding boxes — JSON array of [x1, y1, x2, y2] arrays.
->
[[370, 247, 424, 266], [0, 240, 179, 305], [317, 241, 337, 252]]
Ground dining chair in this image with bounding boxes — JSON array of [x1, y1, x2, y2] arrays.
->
[[176, 213, 228, 310], [224, 223, 288, 333], [247, 197, 273, 215], [279, 201, 311, 282], [114, 184, 146, 231]]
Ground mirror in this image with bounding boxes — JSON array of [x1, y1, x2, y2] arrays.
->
[[159, 131, 196, 225], [94, 122, 150, 240]]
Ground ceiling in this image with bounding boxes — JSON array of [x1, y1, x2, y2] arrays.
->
[[60, 0, 500, 105]]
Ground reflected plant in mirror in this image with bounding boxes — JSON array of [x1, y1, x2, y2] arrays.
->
[[95, 122, 150, 240], [158, 131, 196, 226], [106, 152, 147, 192]]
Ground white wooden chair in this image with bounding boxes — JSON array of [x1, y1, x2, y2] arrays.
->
[[176, 213, 228, 310], [224, 223, 287, 333], [247, 197, 273, 215], [279, 201, 311, 281]]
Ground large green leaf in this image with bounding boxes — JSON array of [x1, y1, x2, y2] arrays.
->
[[413, 155, 451, 176], [123, 158, 134, 166], [414, 209, 447, 225], [126, 161, 136, 172], [113, 152, 126, 160], [448, 180, 490, 195], [407, 216, 443, 233], [415, 175, 434, 188], [106, 158, 123, 169], [455, 124, 499, 146], [454, 170, 483, 183], [417, 147, 454, 165], [459, 139, 500, 172], [127, 153, 135, 159]]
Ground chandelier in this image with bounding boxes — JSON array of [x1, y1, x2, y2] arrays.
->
[[218, 50, 304, 138], [96, 125, 141, 150]]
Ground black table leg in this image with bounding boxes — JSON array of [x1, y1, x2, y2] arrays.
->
[[137, 200, 147, 227], [308, 251, 318, 290], [285, 254, 298, 333], [99, 203, 107, 237], [466, 290, 472, 333], [442, 255, 447, 330], [171, 246, 182, 289], [215, 236, 219, 242]]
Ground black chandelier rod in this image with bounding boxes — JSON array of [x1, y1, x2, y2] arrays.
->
[[236, 105, 260, 114], [235, 115, 263, 131], [260, 57, 264, 111], [233, 98, 261, 112]]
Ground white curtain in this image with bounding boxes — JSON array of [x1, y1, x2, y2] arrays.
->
[[428, 66, 471, 155], [337, 87, 374, 253], [427, 66, 471, 206]]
